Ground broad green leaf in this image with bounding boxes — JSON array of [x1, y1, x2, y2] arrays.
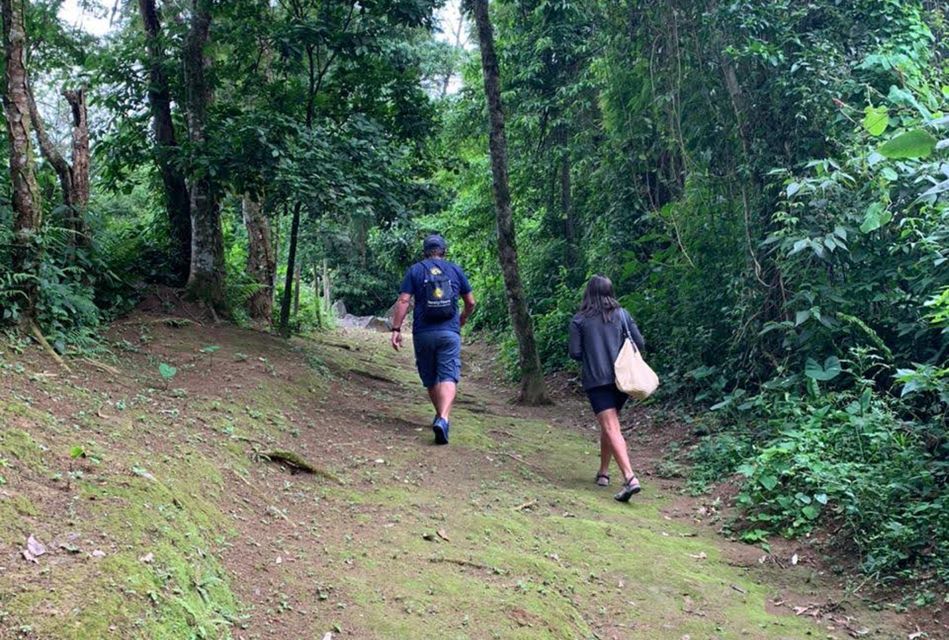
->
[[786, 182, 801, 198], [794, 310, 810, 326], [860, 202, 891, 234], [759, 475, 779, 491], [70, 446, 86, 459], [801, 505, 821, 520], [862, 105, 888, 136], [878, 129, 937, 159], [880, 167, 899, 181], [158, 363, 178, 381], [814, 494, 829, 505], [805, 356, 842, 381]]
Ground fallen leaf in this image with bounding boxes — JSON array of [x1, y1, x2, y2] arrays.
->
[[791, 553, 799, 565], [688, 552, 707, 560], [436, 529, 450, 542], [140, 552, 154, 564], [91, 549, 106, 558], [22, 535, 47, 563]]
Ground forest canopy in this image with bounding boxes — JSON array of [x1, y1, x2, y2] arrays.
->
[[0, 0, 946, 590]]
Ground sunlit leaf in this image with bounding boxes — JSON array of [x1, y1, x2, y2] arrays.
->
[[878, 129, 937, 159]]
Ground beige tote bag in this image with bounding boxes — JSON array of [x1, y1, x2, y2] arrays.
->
[[614, 312, 659, 400]]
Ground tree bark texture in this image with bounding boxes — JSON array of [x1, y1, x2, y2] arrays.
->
[[470, 0, 550, 405], [279, 203, 302, 337], [242, 194, 275, 323], [292, 262, 301, 317], [183, 0, 225, 310], [2, 0, 43, 327], [26, 83, 91, 248], [139, 0, 191, 284], [561, 151, 578, 278]]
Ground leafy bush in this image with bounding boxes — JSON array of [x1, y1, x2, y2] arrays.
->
[[694, 385, 947, 584]]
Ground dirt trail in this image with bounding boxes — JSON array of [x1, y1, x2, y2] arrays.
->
[[0, 316, 933, 639]]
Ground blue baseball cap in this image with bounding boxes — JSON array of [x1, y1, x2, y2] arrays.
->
[[423, 234, 447, 254]]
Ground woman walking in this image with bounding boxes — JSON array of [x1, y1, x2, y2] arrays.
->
[[569, 275, 646, 502]]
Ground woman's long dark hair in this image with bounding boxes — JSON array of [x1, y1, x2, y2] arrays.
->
[[579, 275, 621, 321]]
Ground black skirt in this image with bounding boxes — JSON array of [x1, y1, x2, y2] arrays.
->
[[585, 384, 628, 415]]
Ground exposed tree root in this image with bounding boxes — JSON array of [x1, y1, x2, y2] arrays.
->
[[30, 321, 70, 372], [259, 450, 343, 484]]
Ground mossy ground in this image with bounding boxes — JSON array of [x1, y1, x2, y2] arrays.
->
[[0, 318, 919, 639]]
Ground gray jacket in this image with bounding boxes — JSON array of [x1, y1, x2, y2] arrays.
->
[[569, 309, 646, 390]]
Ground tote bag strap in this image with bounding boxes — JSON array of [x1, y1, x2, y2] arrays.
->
[[619, 309, 638, 353]]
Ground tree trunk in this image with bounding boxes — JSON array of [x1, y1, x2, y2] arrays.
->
[[242, 193, 275, 323], [139, 0, 191, 284], [183, 0, 225, 310], [561, 151, 578, 279], [27, 83, 91, 250], [63, 88, 90, 231], [279, 202, 301, 337], [469, 0, 549, 405], [292, 262, 301, 317], [2, 0, 43, 329]]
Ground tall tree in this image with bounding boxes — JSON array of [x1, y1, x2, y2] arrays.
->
[[27, 83, 91, 249], [2, 0, 43, 329], [242, 193, 275, 323], [182, 0, 225, 309], [139, 0, 192, 284], [468, 0, 549, 405]]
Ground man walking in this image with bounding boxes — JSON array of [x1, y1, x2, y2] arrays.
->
[[391, 234, 476, 445]]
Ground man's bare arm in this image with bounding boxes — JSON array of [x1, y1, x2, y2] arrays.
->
[[460, 292, 476, 328], [390, 293, 412, 350]]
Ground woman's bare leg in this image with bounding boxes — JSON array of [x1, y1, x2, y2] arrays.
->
[[599, 430, 611, 477], [595, 409, 634, 481]]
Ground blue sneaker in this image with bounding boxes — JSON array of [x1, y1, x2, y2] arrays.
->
[[433, 416, 449, 445]]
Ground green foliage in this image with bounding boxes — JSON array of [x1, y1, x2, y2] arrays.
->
[[701, 386, 948, 583]]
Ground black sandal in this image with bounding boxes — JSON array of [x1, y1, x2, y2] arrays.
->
[[614, 475, 641, 502], [595, 473, 610, 487]]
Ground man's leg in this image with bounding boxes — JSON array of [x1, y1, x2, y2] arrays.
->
[[431, 382, 457, 421]]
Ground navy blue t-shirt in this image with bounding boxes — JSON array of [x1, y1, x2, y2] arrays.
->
[[399, 258, 472, 335]]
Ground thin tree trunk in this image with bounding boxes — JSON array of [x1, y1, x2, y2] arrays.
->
[[139, 0, 191, 284], [26, 83, 91, 250], [183, 0, 225, 310], [312, 264, 321, 328], [242, 193, 275, 323], [469, 0, 549, 405], [292, 262, 301, 317], [323, 258, 331, 312], [2, 0, 43, 329], [63, 88, 90, 246], [561, 150, 578, 277], [279, 202, 301, 337]]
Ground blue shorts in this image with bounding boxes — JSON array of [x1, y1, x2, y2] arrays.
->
[[413, 330, 462, 388]]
